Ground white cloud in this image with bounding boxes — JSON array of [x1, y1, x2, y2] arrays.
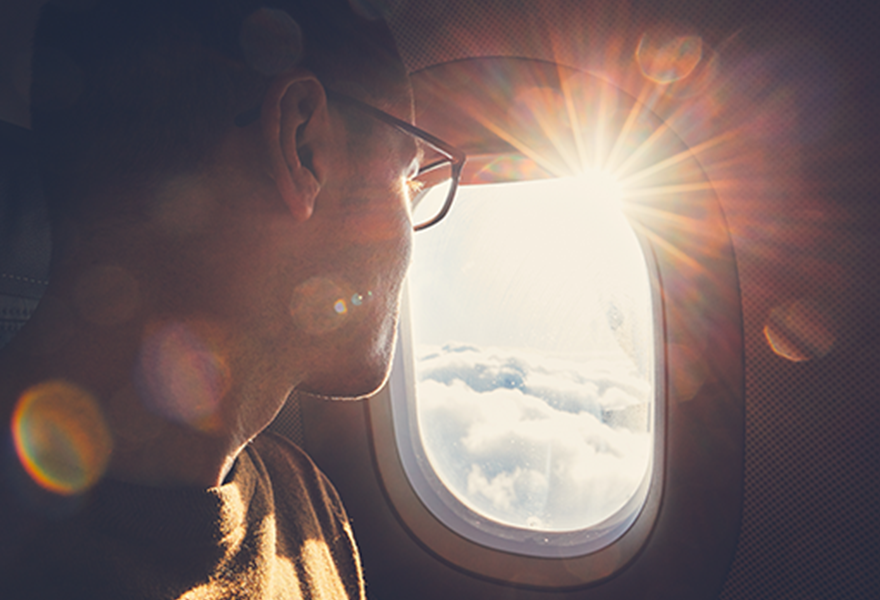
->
[[415, 344, 652, 532]]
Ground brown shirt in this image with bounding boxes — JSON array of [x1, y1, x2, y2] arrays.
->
[[1, 432, 366, 599]]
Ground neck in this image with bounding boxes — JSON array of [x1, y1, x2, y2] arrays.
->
[[0, 268, 254, 490]]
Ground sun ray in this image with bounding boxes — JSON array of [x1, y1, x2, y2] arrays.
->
[[605, 84, 657, 173], [593, 75, 616, 169], [622, 180, 732, 198], [623, 204, 716, 237], [527, 86, 580, 175], [628, 220, 704, 273], [610, 113, 679, 180], [618, 129, 737, 187], [465, 111, 565, 178], [559, 68, 589, 173]]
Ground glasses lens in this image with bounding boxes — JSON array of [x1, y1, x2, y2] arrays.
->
[[411, 159, 454, 229]]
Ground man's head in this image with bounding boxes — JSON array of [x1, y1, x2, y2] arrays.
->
[[31, 0, 411, 222], [28, 0, 417, 414]]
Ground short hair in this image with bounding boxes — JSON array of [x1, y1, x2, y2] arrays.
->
[[31, 0, 408, 222]]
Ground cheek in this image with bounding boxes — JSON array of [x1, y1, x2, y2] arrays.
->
[[338, 181, 413, 287], [341, 178, 413, 244], [368, 213, 412, 301]]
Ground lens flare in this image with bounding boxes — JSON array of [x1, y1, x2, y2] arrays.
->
[[11, 381, 113, 495], [636, 27, 703, 84], [136, 322, 230, 432], [469, 154, 553, 184], [290, 277, 352, 335], [661, 45, 720, 100], [764, 299, 836, 362]]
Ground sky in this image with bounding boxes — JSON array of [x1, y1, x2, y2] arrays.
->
[[409, 177, 652, 362], [414, 343, 652, 531], [405, 178, 655, 531]]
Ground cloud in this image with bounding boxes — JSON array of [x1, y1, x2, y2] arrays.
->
[[415, 343, 652, 531]]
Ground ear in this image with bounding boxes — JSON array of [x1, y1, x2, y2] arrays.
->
[[261, 69, 328, 221]]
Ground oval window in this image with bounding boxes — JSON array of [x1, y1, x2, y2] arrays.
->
[[391, 169, 657, 555]]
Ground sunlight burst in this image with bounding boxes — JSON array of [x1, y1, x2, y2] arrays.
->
[[570, 168, 624, 215]]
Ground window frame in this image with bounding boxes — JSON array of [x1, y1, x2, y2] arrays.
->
[[360, 57, 744, 593], [368, 213, 665, 585]]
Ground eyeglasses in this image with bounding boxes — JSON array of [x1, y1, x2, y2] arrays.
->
[[236, 91, 466, 231]]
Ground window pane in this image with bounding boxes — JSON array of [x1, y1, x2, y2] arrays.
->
[[408, 174, 654, 532]]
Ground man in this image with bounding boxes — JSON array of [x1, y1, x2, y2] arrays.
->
[[0, 0, 446, 597]]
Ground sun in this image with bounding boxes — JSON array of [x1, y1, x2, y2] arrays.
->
[[566, 167, 626, 219]]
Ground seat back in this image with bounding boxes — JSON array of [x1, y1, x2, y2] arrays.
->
[[0, 121, 50, 349]]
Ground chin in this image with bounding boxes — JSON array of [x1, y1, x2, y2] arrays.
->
[[300, 319, 398, 400], [299, 359, 393, 400]]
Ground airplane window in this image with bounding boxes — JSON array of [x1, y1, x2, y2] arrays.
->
[[333, 58, 742, 590], [389, 168, 656, 555]]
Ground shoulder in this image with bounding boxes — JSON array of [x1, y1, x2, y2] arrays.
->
[[247, 430, 366, 599], [247, 430, 335, 493], [249, 429, 319, 472], [246, 430, 350, 528]]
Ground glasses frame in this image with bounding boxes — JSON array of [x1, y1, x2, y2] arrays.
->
[[235, 90, 466, 231], [325, 90, 466, 231]]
